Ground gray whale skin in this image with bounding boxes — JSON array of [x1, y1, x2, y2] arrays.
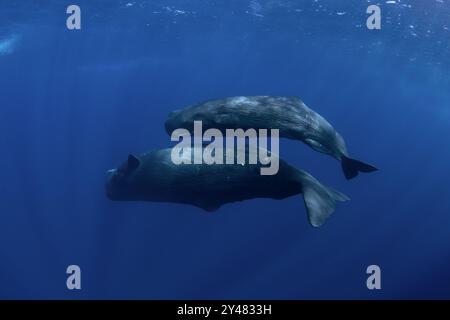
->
[[106, 148, 349, 227], [165, 96, 378, 180]]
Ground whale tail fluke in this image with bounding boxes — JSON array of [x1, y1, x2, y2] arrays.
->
[[300, 171, 350, 227], [341, 155, 378, 180]]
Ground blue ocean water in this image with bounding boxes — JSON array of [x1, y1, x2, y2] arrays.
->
[[1, 0, 450, 299]]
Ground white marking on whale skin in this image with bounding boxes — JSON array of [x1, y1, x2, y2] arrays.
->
[[0, 34, 19, 56], [231, 96, 259, 107]]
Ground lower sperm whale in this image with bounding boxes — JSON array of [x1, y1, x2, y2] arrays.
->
[[105, 147, 349, 227], [164, 96, 378, 179]]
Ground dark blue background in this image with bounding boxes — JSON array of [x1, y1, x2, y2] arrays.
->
[[1, 0, 450, 299]]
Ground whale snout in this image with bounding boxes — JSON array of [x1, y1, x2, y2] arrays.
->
[[168, 110, 180, 117], [164, 118, 175, 135], [165, 110, 181, 134], [105, 169, 119, 200]]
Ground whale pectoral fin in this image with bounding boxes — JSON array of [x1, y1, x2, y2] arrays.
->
[[305, 138, 322, 148], [305, 138, 327, 154], [341, 155, 378, 180]]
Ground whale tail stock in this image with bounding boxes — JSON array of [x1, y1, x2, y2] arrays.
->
[[341, 155, 378, 180], [299, 171, 350, 227]]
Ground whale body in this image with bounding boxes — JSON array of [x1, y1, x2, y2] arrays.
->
[[106, 148, 349, 227], [164, 96, 378, 179]]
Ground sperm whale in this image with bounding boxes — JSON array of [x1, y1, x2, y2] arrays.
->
[[106, 147, 350, 227], [164, 96, 378, 179]]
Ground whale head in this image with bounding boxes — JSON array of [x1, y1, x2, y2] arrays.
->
[[165, 109, 184, 135], [165, 105, 212, 135]]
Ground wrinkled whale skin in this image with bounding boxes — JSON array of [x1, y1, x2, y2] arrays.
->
[[165, 96, 378, 179], [106, 148, 349, 227]]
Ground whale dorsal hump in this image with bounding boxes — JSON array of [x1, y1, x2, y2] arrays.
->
[[127, 154, 140, 172]]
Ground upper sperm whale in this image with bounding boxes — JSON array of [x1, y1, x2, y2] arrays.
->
[[165, 96, 377, 179]]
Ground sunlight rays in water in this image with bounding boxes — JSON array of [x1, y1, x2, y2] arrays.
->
[[0, 34, 19, 55]]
